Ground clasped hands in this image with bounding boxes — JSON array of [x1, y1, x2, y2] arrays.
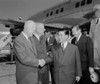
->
[[39, 59, 46, 67]]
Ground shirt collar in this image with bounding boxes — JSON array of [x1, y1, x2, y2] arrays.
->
[[61, 40, 68, 49], [34, 33, 40, 40], [22, 32, 28, 40], [77, 33, 82, 41]]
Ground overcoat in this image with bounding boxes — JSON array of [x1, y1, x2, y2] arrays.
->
[[52, 43, 82, 84]]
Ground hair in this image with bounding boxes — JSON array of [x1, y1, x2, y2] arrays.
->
[[23, 20, 36, 32], [59, 29, 70, 35], [72, 25, 82, 32]]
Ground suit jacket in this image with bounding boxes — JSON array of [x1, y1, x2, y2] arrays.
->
[[46, 36, 55, 52], [52, 43, 82, 84], [32, 35, 52, 84], [14, 33, 39, 84], [72, 34, 94, 71], [89, 19, 100, 67]]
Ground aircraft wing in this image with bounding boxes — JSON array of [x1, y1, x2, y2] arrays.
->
[[0, 19, 24, 28]]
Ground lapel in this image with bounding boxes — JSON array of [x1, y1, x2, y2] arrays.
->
[[21, 33, 37, 55], [61, 43, 70, 64], [30, 37, 37, 56], [57, 43, 70, 65], [41, 36, 47, 56], [33, 35, 47, 56], [76, 35, 83, 45]]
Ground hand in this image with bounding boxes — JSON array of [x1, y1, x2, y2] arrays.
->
[[89, 67, 94, 74], [76, 76, 81, 82], [39, 59, 45, 67]]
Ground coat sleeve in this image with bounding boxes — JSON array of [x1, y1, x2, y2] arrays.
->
[[86, 37, 94, 67], [13, 38, 39, 67], [89, 20, 95, 39], [45, 52, 53, 64], [75, 46, 82, 77]]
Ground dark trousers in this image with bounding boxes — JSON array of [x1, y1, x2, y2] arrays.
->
[[76, 71, 89, 84], [38, 70, 49, 84], [50, 64, 55, 84]]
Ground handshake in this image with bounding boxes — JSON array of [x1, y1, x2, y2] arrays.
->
[[39, 59, 46, 67]]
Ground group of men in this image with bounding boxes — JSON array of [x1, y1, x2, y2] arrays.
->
[[13, 4, 100, 84]]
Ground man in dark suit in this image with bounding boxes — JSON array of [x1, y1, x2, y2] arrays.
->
[[14, 20, 46, 84], [52, 29, 82, 84], [72, 25, 94, 84], [44, 31, 55, 84], [32, 22, 52, 84]]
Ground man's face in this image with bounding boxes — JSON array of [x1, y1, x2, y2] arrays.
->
[[72, 27, 80, 37], [58, 31, 68, 43], [45, 32, 51, 39], [36, 24, 45, 36], [95, 10, 100, 18]]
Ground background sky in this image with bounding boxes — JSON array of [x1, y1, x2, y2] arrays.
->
[[0, 0, 67, 32]]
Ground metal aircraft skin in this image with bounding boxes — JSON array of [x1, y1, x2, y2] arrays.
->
[[0, 18, 24, 28], [0, 0, 100, 29], [28, 0, 100, 28]]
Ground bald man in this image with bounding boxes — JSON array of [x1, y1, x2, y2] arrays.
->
[[32, 22, 52, 84], [14, 20, 45, 84]]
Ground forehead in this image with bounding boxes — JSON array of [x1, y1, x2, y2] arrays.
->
[[72, 26, 77, 31], [37, 23, 44, 28], [59, 31, 65, 35], [95, 10, 100, 14]]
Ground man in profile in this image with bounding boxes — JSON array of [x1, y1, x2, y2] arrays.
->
[[32, 22, 52, 84], [14, 20, 45, 84]]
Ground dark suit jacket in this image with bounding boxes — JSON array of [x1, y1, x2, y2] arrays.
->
[[14, 33, 39, 84], [72, 35, 94, 71], [46, 36, 55, 52], [32, 35, 52, 84], [52, 43, 82, 84]]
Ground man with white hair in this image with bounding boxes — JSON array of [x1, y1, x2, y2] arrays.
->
[[89, 4, 100, 69], [14, 20, 46, 84], [32, 22, 52, 84]]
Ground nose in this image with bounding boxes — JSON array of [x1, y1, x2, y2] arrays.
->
[[43, 28, 46, 31]]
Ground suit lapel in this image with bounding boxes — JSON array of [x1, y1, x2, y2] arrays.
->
[[58, 46, 64, 64], [30, 37, 37, 56], [21, 33, 36, 54], [61, 43, 70, 64], [76, 35, 83, 45]]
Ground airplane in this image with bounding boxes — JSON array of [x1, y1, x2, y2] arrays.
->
[[0, 0, 100, 33], [0, 32, 11, 57], [27, 0, 99, 30]]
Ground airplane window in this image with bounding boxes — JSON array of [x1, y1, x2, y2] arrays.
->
[[81, 0, 86, 6], [75, 2, 80, 8], [87, 0, 92, 4], [56, 9, 59, 14], [60, 7, 64, 12], [50, 11, 53, 16], [46, 13, 49, 17]]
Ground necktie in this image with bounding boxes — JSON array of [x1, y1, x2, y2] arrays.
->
[[75, 37, 78, 44], [61, 43, 64, 50]]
